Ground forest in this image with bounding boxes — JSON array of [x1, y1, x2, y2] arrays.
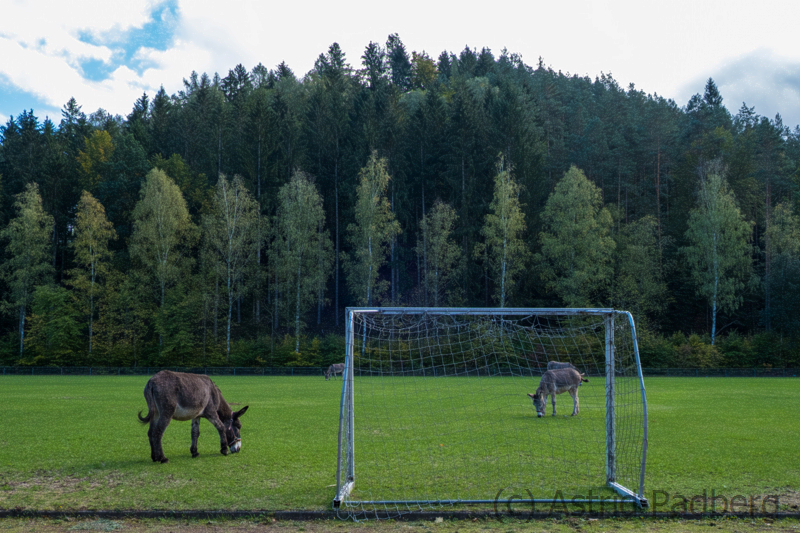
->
[[1, 35, 800, 369]]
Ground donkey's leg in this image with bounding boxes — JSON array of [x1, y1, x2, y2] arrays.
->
[[206, 414, 230, 456], [148, 407, 173, 463], [147, 417, 159, 462], [146, 408, 166, 462], [145, 407, 159, 462], [570, 389, 579, 416], [190, 418, 200, 458], [551, 393, 557, 416]]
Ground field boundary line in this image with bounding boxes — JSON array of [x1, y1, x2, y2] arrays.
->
[[1, 366, 799, 377], [2, 509, 799, 520]]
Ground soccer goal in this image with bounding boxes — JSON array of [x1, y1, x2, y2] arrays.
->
[[333, 308, 648, 517]]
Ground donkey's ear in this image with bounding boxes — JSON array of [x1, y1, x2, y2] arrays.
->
[[233, 405, 249, 419], [527, 393, 535, 399]]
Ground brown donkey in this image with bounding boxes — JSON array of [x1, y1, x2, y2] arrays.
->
[[138, 370, 248, 463]]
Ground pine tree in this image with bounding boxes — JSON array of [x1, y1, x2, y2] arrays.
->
[[361, 41, 387, 90], [59, 97, 90, 155], [245, 86, 276, 200], [386, 33, 412, 91], [127, 92, 150, 150], [95, 133, 150, 242], [149, 85, 174, 158]]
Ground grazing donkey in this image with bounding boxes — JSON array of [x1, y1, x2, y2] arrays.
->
[[527, 368, 589, 418], [547, 361, 577, 371], [325, 363, 345, 380], [138, 370, 248, 463]]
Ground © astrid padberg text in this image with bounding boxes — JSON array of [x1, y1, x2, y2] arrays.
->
[[493, 488, 782, 515]]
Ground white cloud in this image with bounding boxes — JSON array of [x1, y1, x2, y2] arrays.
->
[[1, 0, 167, 114], [684, 50, 800, 128], [3, 0, 157, 61]]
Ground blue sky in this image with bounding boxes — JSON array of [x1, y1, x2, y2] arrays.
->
[[2, 0, 799, 129]]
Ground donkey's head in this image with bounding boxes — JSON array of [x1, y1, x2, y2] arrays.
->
[[224, 406, 249, 453], [527, 393, 546, 418]]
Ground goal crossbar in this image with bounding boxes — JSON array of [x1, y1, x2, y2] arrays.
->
[[334, 307, 649, 513]]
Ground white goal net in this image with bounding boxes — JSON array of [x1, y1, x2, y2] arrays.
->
[[334, 308, 648, 518]]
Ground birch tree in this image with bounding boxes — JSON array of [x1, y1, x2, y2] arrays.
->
[[204, 174, 264, 358], [274, 171, 333, 352], [417, 199, 460, 306], [344, 152, 401, 306], [474, 161, 529, 307], [684, 166, 752, 345], [537, 165, 615, 307], [0, 183, 54, 357], [130, 168, 197, 349], [69, 191, 116, 354]]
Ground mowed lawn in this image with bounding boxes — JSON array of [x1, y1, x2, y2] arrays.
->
[[0, 375, 798, 512]]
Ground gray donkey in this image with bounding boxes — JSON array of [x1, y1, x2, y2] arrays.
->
[[138, 370, 248, 463], [527, 368, 589, 417], [325, 363, 345, 380], [547, 361, 577, 371]]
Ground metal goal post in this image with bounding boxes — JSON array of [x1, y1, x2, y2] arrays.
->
[[334, 308, 648, 512]]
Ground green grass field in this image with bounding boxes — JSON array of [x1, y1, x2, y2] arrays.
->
[[344, 374, 624, 507], [0, 376, 798, 513]]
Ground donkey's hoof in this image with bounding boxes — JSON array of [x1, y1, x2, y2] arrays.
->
[[160, 457, 169, 463], [220, 449, 229, 456], [192, 452, 199, 458]]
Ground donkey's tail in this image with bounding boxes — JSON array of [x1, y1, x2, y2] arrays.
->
[[138, 382, 155, 423], [580, 373, 589, 383]]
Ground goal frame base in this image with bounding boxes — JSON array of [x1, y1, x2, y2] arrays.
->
[[334, 484, 649, 510]]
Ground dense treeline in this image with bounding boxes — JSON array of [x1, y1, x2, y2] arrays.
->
[[2, 36, 800, 368]]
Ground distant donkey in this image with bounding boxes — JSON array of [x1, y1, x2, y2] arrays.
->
[[527, 368, 589, 418], [325, 363, 345, 380], [138, 370, 248, 463], [547, 361, 578, 371]]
